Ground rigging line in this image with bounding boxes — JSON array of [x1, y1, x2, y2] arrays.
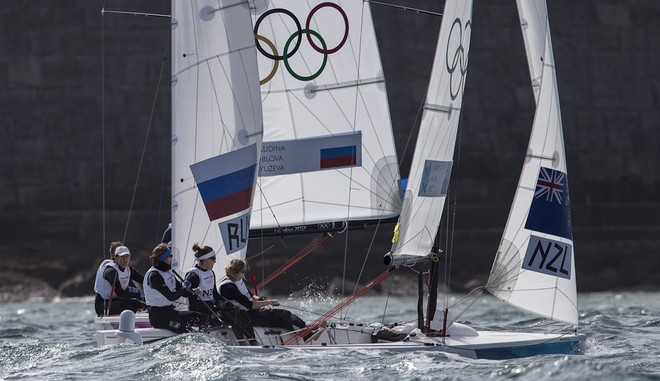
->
[[366, 0, 443, 17], [155, 137, 168, 242], [380, 269, 395, 325], [245, 241, 279, 261], [283, 267, 394, 345], [447, 287, 485, 325], [447, 286, 484, 309], [123, 37, 171, 242], [101, 1, 107, 258], [254, 181, 283, 230], [345, 214, 387, 319], [254, 233, 331, 292]]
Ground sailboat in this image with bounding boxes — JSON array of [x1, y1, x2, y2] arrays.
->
[[97, 0, 585, 359], [96, 0, 265, 345], [233, 0, 583, 357]]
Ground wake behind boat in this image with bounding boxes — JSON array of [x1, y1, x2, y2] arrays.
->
[[96, 0, 584, 359]]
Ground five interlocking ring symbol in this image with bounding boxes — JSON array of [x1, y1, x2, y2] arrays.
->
[[446, 18, 471, 100], [254, 2, 349, 84]]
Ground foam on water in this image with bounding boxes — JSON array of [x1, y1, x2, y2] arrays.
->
[[1, 292, 658, 380]]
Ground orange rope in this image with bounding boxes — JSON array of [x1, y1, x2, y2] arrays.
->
[[283, 267, 394, 345], [254, 233, 331, 293]]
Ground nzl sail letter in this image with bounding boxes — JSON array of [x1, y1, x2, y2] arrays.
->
[[522, 235, 572, 280]]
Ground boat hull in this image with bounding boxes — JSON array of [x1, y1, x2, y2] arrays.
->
[[95, 315, 584, 359]]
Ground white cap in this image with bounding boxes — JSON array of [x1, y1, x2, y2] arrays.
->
[[115, 246, 131, 256]]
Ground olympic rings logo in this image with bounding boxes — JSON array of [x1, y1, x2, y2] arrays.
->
[[254, 2, 349, 84], [446, 17, 471, 100]]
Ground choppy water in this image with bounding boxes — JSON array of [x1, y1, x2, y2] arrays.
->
[[1, 292, 659, 380]]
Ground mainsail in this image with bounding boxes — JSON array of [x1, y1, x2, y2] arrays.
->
[[486, 1, 578, 326], [171, 0, 263, 273], [249, 0, 401, 235], [386, 0, 473, 266]]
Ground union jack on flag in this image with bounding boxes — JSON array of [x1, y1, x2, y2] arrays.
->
[[525, 166, 573, 240], [534, 168, 566, 204]]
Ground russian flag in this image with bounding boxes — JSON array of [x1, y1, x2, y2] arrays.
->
[[190, 144, 257, 221], [320, 145, 357, 169]]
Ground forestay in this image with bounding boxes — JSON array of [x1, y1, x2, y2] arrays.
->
[[249, 0, 401, 234], [171, 0, 263, 274], [387, 0, 473, 266], [486, 1, 578, 326]]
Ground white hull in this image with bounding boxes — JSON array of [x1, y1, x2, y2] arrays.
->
[[95, 312, 583, 359]]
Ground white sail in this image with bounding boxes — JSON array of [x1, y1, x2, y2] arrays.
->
[[516, 0, 548, 102], [171, 0, 263, 274], [387, 0, 473, 266], [486, 3, 577, 326], [249, 0, 401, 233]]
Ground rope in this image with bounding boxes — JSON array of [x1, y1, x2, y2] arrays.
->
[[283, 267, 393, 345], [254, 233, 331, 293], [122, 37, 170, 242], [101, 2, 107, 257]]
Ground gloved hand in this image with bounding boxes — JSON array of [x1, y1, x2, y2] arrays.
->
[[192, 288, 202, 296], [181, 287, 195, 298]]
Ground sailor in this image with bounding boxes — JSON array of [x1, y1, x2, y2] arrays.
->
[[183, 243, 224, 326], [93, 242, 144, 316], [219, 259, 306, 344], [143, 243, 202, 334]]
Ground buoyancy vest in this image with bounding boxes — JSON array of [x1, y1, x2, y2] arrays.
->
[[219, 278, 253, 311], [93, 260, 131, 299], [143, 266, 176, 307], [186, 267, 216, 302]]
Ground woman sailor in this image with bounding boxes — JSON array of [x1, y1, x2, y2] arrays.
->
[[143, 243, 201, 334], [93, 242, 144, 316], [219, 259, 306, 344], [183, 243, 224, 326]]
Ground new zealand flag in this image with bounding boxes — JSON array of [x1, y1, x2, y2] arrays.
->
[[524, 167, 573, 240]]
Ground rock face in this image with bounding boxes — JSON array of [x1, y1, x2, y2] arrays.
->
[[0, 1, 659, 301]]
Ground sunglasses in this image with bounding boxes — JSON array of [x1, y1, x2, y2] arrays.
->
[[210, 256, 216, 261]]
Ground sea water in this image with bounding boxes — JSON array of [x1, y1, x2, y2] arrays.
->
[[1, 292, 658, 380]]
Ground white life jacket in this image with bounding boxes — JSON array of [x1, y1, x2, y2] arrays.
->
[[219, 277, 253, 311], [93, 260, 131, 300], [143, 267, 176, 307], [186, 267, 216, 302]]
